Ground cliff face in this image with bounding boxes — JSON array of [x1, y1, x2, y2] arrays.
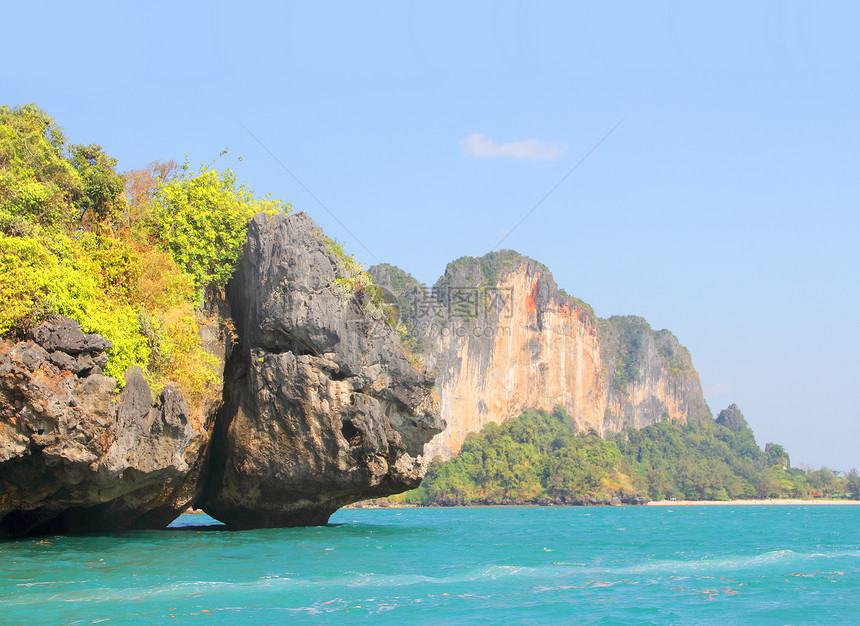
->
[[598, 316, 711, 433], [371, 252, 710, 460], [199, 212, 442, 528]]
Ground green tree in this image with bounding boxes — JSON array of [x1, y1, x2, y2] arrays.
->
[[846, 468, 860, 499], [0, 103, 81, 231], [807, 467, 839, 497], [69, 143, 125, 228], [408, 403, 816, 506], [765, 443, 790, 468], [754, 469, 781, 499]]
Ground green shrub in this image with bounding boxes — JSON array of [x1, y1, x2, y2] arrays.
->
[[0, 104, 82, 231], [0, 106, 286, 407], [0, 233, 149, 382], [152, 160, 288, 291]]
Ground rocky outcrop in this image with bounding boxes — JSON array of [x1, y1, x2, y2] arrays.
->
[[0, 318, 214, 538], [199, 212, 443, 529], [371, 252, 711, 460], [28, 316, 111, 376], [716, 403, 750, 432], [0, 212, 441, 536], [599, 315, 710, 432], [2, 212, 710, 532]]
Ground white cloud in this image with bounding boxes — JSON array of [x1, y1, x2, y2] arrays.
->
[[705, 382, 733, 396], [459, 133, 567, 161]]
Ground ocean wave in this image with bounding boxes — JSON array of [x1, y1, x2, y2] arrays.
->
[[562, 548, 860, 578], [8, 547, 859, 608]]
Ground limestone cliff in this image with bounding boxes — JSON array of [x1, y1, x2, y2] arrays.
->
[[199, 212, 443, 528], [370, 252, 710, 460]]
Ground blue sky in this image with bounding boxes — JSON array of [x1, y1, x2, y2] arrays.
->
[[4, 1, 858, 470]]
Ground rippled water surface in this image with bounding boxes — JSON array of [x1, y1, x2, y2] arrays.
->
[[2, 506, 859, 623]]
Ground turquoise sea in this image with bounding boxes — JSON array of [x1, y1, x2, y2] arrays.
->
[[2, 506, 859, 624]]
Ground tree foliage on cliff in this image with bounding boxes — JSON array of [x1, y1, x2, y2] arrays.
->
[[151, 159, 284, 290], [0, 104, 126, 233], [402, 407, 833, 505], [0, 104, 288, 403]]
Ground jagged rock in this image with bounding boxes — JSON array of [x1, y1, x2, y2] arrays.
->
[[28, 317, 111, 355], [1, 210, 439, 535], [27, 317, 112, 379], [0, 332, 215, 538], [46, 349, 76, 371], [200, 212, 442, 529]]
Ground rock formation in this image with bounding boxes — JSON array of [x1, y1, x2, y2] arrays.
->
[[0, 213, 712, 534], [0, 318, 214, 538], [371, 251, 711, 460], [0, 213, 441, 536], [198, 212, 443, 528], [716, 403, 750, 432]]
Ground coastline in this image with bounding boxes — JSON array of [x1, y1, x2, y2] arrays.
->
[[182, 499, 860, 515], [347, 499, 860, 509], [645, 499, 860, 506]]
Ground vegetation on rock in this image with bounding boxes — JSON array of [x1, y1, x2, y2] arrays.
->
[[557, 288, 594, 315], [399, 406, 854, 505], [367, 263, 431, 356], [152, 156, 284, 291], [598, 316, 647, 388], [0, 104, 287, 406], [324, 238, 405, 338]]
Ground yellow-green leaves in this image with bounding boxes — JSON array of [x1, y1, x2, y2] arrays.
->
[[0, 104, 83, 231], [0, 105, 287, 408], [152, 163, 289, 292], [0, 233, 149, 383]]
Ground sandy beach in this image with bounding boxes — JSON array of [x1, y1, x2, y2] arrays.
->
[[646, 499, 860, 506]]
